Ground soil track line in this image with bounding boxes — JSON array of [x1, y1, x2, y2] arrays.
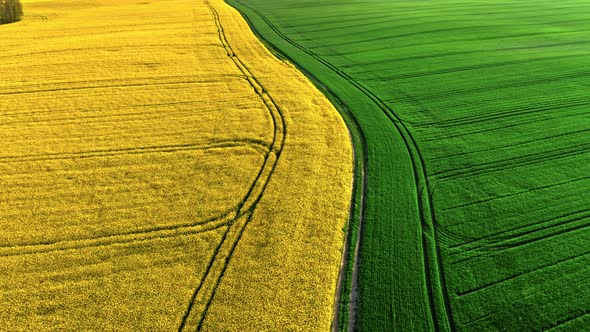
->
[[177, 1, 286, 330], [228, 1, 455, 330]]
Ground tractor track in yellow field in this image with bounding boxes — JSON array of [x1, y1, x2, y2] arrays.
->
[[177, 1, 287, 330], [0, 137, 274, 258]]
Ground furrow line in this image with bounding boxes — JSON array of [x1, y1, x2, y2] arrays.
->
[[449, 209, 590, 256], [409, 72, 590, 108], [324, 25, 590, 57], [0, 215, 232, 257], [456, 250, 590, 297], [422, 109, 589, 143], [444, 176, 590, 211], [432, 129, 590, 163], [360, 54, 585, 80], [453, 217, 590, 264], [433, 143, 590, 181], [544, 311, 590, 331], [0, 140, 269, 164], [419, 97, 590, 129]]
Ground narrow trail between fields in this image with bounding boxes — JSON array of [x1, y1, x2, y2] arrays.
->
[[319, 81, 368, 332]]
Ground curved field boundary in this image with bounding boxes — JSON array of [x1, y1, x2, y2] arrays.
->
[[177, 1, 286, 330], [217, 5, 369, 330], [226, 0, 454, 330], [1, 0, 350, 330]]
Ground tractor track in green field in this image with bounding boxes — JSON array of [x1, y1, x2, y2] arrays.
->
[[443, 176, 590, 211], [228, 1, 456, 330], [358, 53, 587, 80], [433, 142, 590, 181], [430, 129, 590, 163], [422, 109, 590, 143], [323, 26, 590, 58], [544, 310, 590, 331], [0, 140, 269, 163], [450, 209, 590, 265], [456, 249, 590, 297], [178, 1, 286, 330], [417, 96, 590, 128], [399, 73, 590, 107]]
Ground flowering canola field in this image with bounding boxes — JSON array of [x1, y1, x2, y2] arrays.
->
[[0, 0, 352, 330]]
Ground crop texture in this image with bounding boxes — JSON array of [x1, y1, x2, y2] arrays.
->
[[227, 0, 590, 331], [0, 0, 353, 330]]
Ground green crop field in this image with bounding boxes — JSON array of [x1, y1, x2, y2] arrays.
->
[[228, 0, 590, 330]]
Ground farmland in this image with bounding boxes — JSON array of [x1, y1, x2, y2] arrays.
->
[[227, 0, 590, 330], [0, 0, 353, 330]]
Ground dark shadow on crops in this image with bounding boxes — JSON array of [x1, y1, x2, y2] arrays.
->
[[0, 0, 23, 25]]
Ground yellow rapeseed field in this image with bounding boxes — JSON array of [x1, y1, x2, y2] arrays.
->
[[0, 0, 352, 330]]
